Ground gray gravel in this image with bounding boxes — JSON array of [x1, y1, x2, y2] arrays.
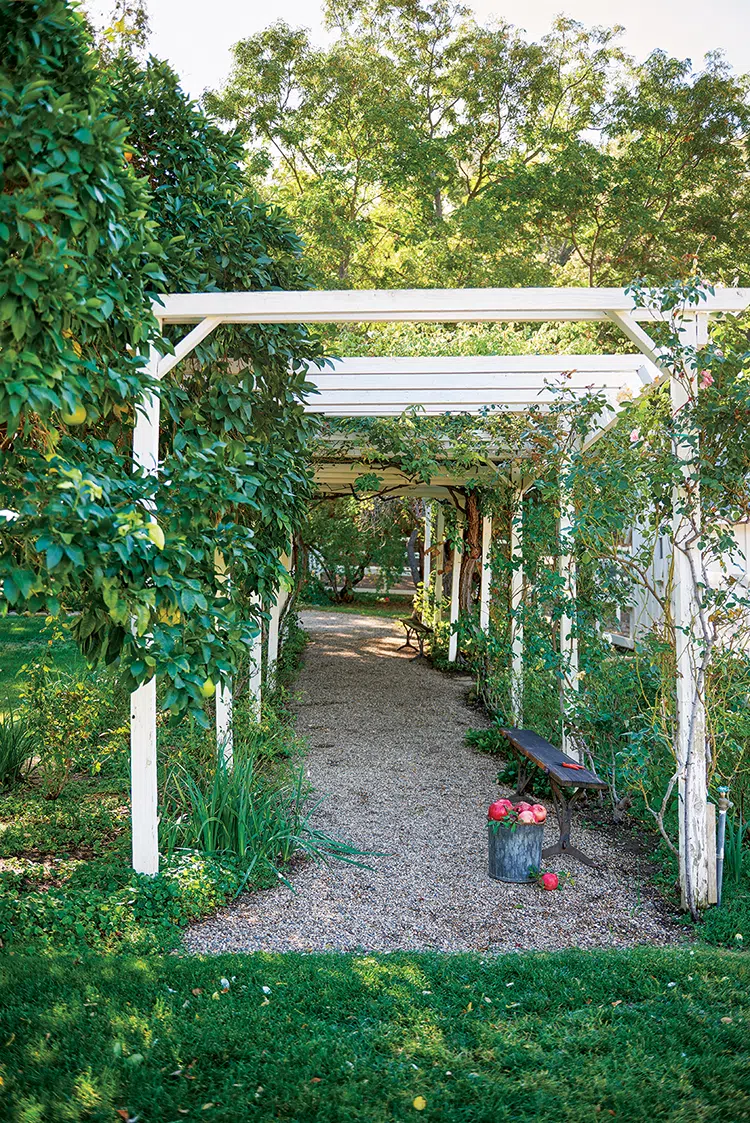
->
[[185, 610, 681, 954]]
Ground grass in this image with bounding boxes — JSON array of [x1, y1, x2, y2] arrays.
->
[[1, 947, 748, 1121], [300, 591, 416, 619], [0, 613, 84, 711]]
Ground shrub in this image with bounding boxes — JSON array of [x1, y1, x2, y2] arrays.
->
[[17, 659, 129, 794]]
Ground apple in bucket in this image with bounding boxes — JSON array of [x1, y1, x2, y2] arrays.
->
[[517, 809, 535, 824], [488, 799, 513, 821], [530, 804, 547, 823]]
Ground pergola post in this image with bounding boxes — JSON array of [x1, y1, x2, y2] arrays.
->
[[673, 314, 710, 912], [448, 509, 464, 663], [510, 471, 524, 725], [423, 503, 432, 593], [559, 450, 580, 761], [267, 548, 291, 684], [130, 345, 161, 876], [479, 515, 492, 633], [248, 593, 263, 720], [433, 505, 445, 623], [214, 550, 233, 769]]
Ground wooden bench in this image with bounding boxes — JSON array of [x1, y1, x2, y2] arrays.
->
[[398, 617, 433, 657], [500, 727, 608, 869]]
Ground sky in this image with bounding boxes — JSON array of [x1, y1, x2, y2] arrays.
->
[[88, 0, 750, 102]]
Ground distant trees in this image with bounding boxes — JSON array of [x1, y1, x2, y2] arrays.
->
[[206, 0, 750, 289]]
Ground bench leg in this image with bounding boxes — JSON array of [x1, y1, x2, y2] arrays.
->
[[511, 756, 531, 800], [397, 631, 416, 652], [542, 783, 603, 870]]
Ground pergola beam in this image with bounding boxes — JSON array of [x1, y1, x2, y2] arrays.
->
[[155, 287, 750, 325]]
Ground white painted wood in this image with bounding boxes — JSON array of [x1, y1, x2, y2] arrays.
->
[[433, 506, 445, 623], [155, 316, 222, 380], [559, 448, 580, 762], [423, 505, 432, 592], [155, 287, 750, 326], [673, 314, 710, 913], [215, 682, 233, 769], [213, 550, 233, 768], [130, 676, 158, 875], [479, 515, 492, 633], [267, 550, 291, 684], [130, 344, 161, 876], [248, 593, 263, 721], [510, 471, 524, 725], [448, 512, 464, 663]]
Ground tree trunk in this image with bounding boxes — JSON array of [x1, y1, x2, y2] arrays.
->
[[459, 494, 481, 612]]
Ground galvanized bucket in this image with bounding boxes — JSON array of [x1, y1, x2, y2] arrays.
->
[[488, 822, 544, 883]]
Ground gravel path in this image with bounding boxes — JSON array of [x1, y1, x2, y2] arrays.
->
[[185, 611, 680, 954]]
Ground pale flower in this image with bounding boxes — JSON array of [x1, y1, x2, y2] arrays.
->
[[699, 370, 714, 389], [630, 428, 641, 443]]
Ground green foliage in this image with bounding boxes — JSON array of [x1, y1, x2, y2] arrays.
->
[[301, 497, 409, 601], [207, 1, 750, 288], [1, 948, 749, 1119], [0, 851, 246, 954], [0, 786, 127, 859], [1, 13, 325, 721], [0, 710, 34, 791], [18, 658, 129, 793], [162, 752, 363, 879]]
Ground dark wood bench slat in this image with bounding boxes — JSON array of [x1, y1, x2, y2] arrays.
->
[[500, 727, 607, 789]]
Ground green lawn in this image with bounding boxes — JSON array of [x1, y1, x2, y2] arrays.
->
[[2, 948, 748, 1122], [0, 614, 84, 711], [300, 592, 416, 619]]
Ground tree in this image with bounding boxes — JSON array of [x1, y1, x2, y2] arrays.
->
[[1, 4, 323, 720], [205, 0, 750, 289], [301, 498, 408, 602], [1, 0, 163, 660]]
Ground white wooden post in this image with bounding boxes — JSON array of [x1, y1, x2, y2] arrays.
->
[[267, 549, 291, 684], [510, 471, 524, 725], [673, 313, 709, 913], [130, 345, 161, 875], [479, 515, 492, 632], [248, 593, 262, 720], [423, 504, 432, 592], [213, 550, 233, 769], [448, 509, 464, 663], [433, 505, 445, 623], [559, 450, 580, 761]]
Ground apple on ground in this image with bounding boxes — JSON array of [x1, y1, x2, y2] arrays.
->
[[539, 872, 559, 890], [517, 809, 535, 824], [530, 804, 547, 823]]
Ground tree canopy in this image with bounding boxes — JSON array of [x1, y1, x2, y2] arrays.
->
[[1, 2, 322, 720], [206, 0, 750, 290]]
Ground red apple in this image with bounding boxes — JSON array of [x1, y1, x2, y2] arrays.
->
[[518, 809, 535, 824], [530, 804, 547, 824], [514, 801, 532, 813], [539, 872, 559, 891], [488, 801, 511, 821]]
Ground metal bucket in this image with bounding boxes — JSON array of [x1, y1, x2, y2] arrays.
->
[[488, 822, 544, 883]]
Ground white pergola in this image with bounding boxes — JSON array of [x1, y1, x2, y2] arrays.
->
[[132, 285, 750, 912]]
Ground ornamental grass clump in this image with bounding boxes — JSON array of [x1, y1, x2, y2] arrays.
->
[[162, 754, 364, 883], [0, 711, 35, 791]]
